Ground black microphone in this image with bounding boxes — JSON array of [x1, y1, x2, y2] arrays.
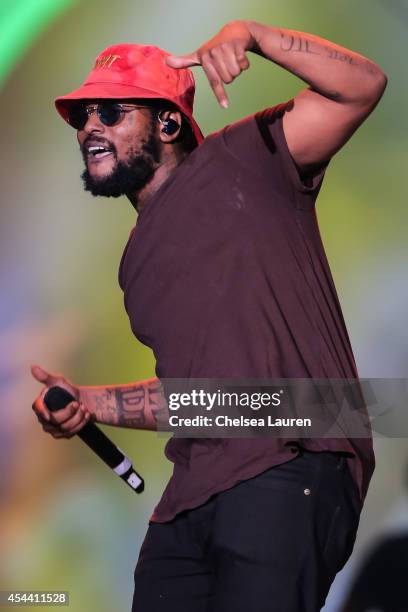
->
[[43, 386, 144, 493]]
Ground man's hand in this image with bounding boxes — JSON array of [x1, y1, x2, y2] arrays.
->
[[166, 21, 254, 108], [31, 364, 92, 439]]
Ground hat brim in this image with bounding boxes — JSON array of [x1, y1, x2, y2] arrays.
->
[[55, 82, 204, 144]]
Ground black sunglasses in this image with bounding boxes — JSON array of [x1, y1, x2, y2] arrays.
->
[[67, 102, 152, 130]]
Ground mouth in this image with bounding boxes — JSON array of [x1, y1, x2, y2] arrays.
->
[[87, 146, 113, 161], [83, 141, 115, 164]]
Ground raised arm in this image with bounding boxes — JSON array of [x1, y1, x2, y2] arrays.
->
[[166, 20, 387, 174]]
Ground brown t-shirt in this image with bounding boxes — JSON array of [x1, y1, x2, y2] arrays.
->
[[118, 102, 375, 523]]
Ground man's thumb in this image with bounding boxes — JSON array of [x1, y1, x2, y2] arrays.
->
[[30, 364, 55, 385], [165, 53, 200, 69]]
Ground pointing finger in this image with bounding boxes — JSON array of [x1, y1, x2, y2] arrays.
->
[[201, 58, 229, 108], [165, 52, 200, 69]]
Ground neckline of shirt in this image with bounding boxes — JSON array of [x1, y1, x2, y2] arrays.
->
[[136, 140, 205, 223]]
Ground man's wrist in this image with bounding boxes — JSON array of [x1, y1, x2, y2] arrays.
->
[[222, 19, 260, 53], [239, 20, 271, 54], [78, 386, 102, 421]]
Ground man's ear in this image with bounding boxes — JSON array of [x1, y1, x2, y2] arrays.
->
[[157, 109, 183, 143]]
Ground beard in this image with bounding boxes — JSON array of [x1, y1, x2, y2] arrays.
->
[[81, 127, 160, 198]]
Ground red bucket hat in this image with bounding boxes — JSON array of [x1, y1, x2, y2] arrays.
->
[[55, 44, 204, 144]]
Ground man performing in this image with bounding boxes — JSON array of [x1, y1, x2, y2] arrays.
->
[[31, 20, 387, 612]]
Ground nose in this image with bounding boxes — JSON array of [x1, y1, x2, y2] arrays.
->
[[82, 109, 104, 134]]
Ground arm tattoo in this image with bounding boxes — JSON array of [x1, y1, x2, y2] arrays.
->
[[147, 379, 169, 423], [91, 389, 118, 422], [279, 32, 320, 54], [323, 47, 378, 75], [114, 380, 168, 428], [88, 380, 168, 428], [279, 31, 378, 76], [115, 386, 146, 428]]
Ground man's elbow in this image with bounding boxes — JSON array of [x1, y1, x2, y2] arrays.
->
[[360, 67, 388, 107], [372, 68, 388, 98]]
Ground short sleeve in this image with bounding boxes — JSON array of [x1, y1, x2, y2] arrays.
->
[[222, 101, 331, 211]]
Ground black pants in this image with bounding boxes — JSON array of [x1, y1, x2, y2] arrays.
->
[[132, 448, 361, 612]]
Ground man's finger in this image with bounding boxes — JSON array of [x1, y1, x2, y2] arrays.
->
[[201, 59, 229, 108], [30, 364, 58, 386], [41, 410, 89, 436], [165, 52, 200, 69], [32, 399, 51, 422], [42, 422, 59, 434], [209, 51, 234, 84], [49, 401, 80, 426], [59, 406, 85, 432]]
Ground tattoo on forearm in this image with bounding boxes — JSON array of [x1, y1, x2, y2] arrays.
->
[[279, 31, 378, 76], [112, 380, 168, 428], [115, 386, 146, 428], [326, 48, 353, 63], [147, 380, 168, 423], [279, 33, 319, 54], [90, 380, 168, 428], [324, 47, 378, 75], [91, 389, 117, 422]]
